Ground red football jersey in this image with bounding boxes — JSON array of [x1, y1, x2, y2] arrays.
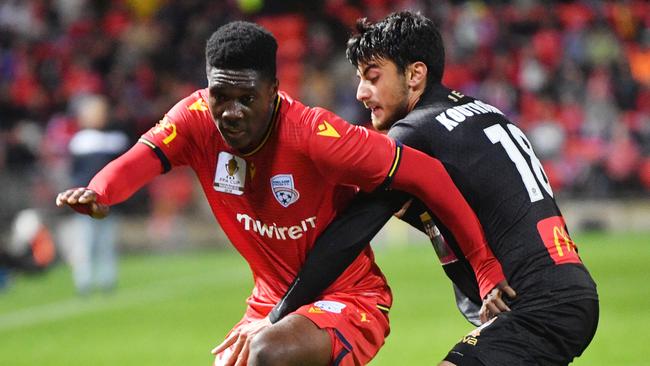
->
[[140, 89, 396, 313]]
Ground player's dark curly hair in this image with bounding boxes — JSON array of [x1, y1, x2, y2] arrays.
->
[[346, 11, 445, 87], [205, 21, 277, 81]]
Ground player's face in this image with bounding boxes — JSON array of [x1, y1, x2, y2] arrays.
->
[[355, 59, 410, 131], [207, 67, 278, 154]]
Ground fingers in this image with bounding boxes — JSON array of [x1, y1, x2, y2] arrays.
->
[[55, 188, 97, 206], [480, 284, 516, 323], [502, 285, 517, 299], [496, 280, 517, 299], [212, 331, 246, 366], [211, 332, 238, 355], [394, 198, 414, 218], [223, 335, 246, 366], [234, 340, 250, 366], [479, 305, 488, 324]]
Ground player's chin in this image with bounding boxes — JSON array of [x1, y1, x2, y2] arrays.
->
[[223, 134, 249, 151], [371, 115, 391, 132]]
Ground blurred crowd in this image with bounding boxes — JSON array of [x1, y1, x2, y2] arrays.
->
[[0, 0, 648, 234]]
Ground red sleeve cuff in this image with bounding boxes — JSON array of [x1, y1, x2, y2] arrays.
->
[[472, 253, 506, 299]]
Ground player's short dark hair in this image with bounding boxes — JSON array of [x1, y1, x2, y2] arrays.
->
[[346, 11, 445, 86], [205, 21, 277, 81]]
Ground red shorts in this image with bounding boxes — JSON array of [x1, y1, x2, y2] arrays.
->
[[215, 292, 391, 366]]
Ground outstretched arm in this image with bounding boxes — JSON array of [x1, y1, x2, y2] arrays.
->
[[55, 143, 162, 217]]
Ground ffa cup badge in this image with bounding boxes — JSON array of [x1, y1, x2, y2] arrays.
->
[[270, 174, 300, 207], [214, 152, 246, 195]]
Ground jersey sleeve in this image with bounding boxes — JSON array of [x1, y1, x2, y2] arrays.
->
[[138, 94, 206, 171], [86, 143, 161, 206], [301, 107, 398, 192], [390, 145, 505, 299]]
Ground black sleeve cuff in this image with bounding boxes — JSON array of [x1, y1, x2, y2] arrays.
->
[[138, 138, 171, 174]]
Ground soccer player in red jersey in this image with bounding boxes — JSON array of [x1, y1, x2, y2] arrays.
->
[[56, 21, 506, 366]]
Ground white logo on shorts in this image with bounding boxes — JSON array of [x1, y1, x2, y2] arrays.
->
[[313, 300, 346, 314]]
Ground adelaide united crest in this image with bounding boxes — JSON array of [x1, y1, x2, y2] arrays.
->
[[270, 174, 300, 207]]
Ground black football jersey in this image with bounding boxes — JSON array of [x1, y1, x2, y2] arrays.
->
[[389, 85, 598, 312], [270, 84, 598, 324]]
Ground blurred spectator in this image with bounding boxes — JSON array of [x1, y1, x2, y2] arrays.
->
[[0, 209, 56, 290], [64, 94, 128, 294], [0, 0, 647, 233]]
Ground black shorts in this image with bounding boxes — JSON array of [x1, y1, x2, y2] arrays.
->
[[444, 298, 599, 366]]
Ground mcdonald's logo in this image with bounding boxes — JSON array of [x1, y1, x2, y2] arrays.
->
[[553, 225, 576, 257], [537, 216, 582, 265]]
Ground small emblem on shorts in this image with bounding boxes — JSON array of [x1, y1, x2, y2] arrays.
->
[[270, 174, 300, 207], [470, 316, 497, 337], [308, 306, 325, 314], [313, 300, 346, 314], [461, 335, 478, 346]]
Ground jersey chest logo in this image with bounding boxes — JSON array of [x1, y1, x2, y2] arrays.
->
[[214, 152, 246, 195], [270, 174, 300, 207]]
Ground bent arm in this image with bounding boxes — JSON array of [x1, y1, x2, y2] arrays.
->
[[391, 144, 504, 299], [269, 190, 410, 323]]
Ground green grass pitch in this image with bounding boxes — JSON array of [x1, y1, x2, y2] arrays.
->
[[0, 231, 647, 365]]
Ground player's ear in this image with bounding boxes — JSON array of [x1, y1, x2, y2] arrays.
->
[[268, 78, 279, 98], [406, 62, 427, 91]]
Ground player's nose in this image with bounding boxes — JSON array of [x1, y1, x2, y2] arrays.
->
[[356, 82, 371, 102], [221, 101, 245, 122]]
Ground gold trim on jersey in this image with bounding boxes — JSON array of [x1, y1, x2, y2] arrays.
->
[[387, 144, 402, 178], [138, 138, 156, 149], [242, 95, 281, 157], [376, 304, 391, 313]]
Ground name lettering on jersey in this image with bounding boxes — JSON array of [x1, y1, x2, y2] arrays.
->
[[447, 90, 465, 102], [270, 174, 300, 207], [236, 213, 317, 240], [151, 116, 178, 145], [214, 152, 246, 195], [436, 100, 504, 132], [316, 121, 340, 138], [188, 98, 209, 111]]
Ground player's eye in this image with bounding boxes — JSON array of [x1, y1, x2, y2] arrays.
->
[[211, 93, 228, 104], [240, 95, 255, 105]]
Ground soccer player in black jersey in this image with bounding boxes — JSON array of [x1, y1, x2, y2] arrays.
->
[[264, 11, 599, 366]]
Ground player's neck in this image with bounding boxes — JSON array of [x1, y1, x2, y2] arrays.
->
[[406, 87, 425, 113]]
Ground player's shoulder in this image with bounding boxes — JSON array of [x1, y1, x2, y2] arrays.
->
[[168, 88, 211, 119], [403, 86, 510, 133], [277, 90, 338, 131], [277, 90, 317, 123]]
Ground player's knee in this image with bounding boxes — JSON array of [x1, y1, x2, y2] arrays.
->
[[248, 329, 296, 366], [248, 317, 330, 366]]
